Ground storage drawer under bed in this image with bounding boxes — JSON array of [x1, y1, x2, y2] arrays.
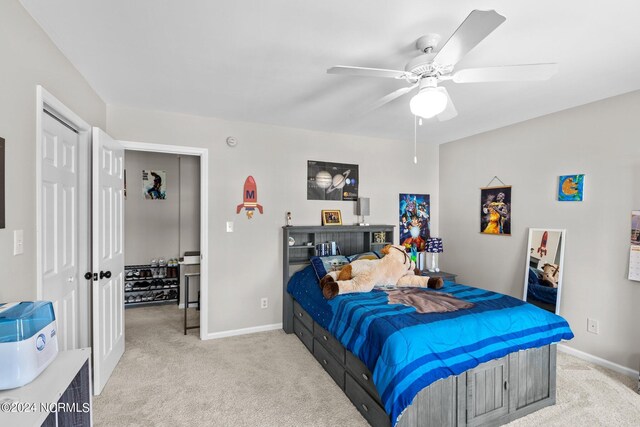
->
[[345, 373, 391, 427], [314, 322, 346, 364], [293, 300, 313, 331], [313, 338, 345, 389], [293, 317, 313, 353], [346, 350, 381, 404]]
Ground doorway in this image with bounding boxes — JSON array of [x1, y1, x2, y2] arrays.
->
[[121, 141, 209, 343], [36, 86, 92, 351], [36, 87, 210, 395], [122, 150, 201, 335]]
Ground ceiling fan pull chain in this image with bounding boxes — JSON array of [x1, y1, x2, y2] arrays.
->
[[414, 115, 418, 164]]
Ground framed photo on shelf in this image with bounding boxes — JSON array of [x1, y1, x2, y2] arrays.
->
[[321, 209, 342, 226]]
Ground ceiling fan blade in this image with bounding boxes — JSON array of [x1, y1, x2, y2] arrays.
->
[[327, 65, 412, 79], [452, 63, 558, 83], [433, 10, 506, 67], [365, 84, 418, 113], [436, 87, 458, 122]]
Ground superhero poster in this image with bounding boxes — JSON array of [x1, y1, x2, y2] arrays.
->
[[142, 170, 167, 200], [480, 186, 511, 235], [399, 194, 430, 252]]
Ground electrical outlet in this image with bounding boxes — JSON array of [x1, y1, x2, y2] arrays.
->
[[226, 221, 234, 232], [587, 318, 599, 334], [260, 298, 268, 309]]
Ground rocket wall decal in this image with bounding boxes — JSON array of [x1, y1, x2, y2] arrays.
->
[[236, 176, 263, 219]]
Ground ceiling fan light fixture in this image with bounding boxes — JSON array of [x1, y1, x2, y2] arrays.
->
[[409, 87, 448, 119]]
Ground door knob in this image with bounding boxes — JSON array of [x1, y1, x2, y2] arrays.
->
[[100, 271, 112, 279]]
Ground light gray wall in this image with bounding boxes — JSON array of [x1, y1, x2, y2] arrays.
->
[[439, 90, 640, 372], [107, 105, 439, 334], [124, 151, 181, 265], [124, 150, 200, 302], [0, 0, 106, 302], [179, 155, 201, 304]]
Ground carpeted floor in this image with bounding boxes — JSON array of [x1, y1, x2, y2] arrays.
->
[[93, 305, 640, 427]]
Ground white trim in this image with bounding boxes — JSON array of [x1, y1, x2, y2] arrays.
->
[[204, 323, 283, 340], [119, 140, 204, 156], [178, 303, 200, 309], [120, 140, 210, 340], [36, 85, 93, 349], [557, 344, 638, 379]]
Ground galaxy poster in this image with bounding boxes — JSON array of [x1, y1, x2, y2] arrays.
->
[[142, 170, 167, 200], [307, 161, 359, 201], [399, 194, 430, 251]]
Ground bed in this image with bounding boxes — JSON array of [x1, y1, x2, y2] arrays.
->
[[282, 226, 573, 427]]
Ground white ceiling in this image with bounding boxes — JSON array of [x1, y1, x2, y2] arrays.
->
[[20, 0, 640, 144]]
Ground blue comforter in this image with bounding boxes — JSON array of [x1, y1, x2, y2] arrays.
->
[[287, 266, 573, 425]]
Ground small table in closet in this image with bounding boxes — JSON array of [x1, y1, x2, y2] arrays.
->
[[181, 256, 201, 335]]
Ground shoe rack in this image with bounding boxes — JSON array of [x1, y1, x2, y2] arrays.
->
[[124, 263, 180, 307]]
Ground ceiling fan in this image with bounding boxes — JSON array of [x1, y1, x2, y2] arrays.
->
[[327, 10, 558, 121]]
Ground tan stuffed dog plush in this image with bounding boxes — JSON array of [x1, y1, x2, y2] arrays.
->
[[320, 244, 443, 299]]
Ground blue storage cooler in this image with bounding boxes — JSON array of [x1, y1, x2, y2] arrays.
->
[[0, 301, 59, 390]]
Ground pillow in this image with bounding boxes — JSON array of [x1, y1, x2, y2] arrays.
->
[[310, 255, 349, 281], [347, 251, 381, 262]]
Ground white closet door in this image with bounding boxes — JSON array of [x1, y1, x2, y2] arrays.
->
[[41, 112, 80, 351], [91, 127, 125, 395]]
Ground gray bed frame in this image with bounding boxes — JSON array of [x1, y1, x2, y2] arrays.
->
[[282, 225, 557, 427]]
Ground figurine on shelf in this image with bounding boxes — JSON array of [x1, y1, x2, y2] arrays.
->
[[286, 211, 292, 227]]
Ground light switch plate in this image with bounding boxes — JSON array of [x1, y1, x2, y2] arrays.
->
[[226, 221, 234, 232], [13, 230, 24, 255]]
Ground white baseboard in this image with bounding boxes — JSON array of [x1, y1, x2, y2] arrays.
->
[[178, 303, 199, 309], [204, 323, 283, 340], [557, 344, 638, 379]]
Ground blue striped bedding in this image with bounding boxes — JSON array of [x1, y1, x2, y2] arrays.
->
[[287, 265, 574, 425]]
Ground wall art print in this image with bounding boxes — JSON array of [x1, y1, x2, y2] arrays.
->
[[307, 160, 358, 201], [236, 176, 263, 219], [0, 137, 4, 229], [142, 170, 167, 200], [628, 211, 640, 281], [480, 186, 511, 235], [558, 174, 584, 201], [399, 194, 430, 251]]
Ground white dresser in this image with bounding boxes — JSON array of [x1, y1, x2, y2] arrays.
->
[[0, 348, 92, 427]]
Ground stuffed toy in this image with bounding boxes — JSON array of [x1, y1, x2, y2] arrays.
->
[[541, 263, 560, 288], [319, 244, 443, 300]]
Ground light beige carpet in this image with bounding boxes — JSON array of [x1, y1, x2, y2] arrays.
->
[[93, 305, 640, 426]]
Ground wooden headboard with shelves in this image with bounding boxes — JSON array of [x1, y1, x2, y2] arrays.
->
[[281, 225, 395, 333]]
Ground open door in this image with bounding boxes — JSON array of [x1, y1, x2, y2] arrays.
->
[[92, 127, 125, 395]]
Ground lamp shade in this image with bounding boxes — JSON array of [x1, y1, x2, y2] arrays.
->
[[425, 237, 443, 253], [409, 87, 448, 119], [356, 197, 370, 216]]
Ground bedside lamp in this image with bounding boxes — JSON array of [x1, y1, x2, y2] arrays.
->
[[356, 197, 370, 226], [425, 237, 443, 272]]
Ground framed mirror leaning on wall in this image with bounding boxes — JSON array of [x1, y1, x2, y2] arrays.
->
[[523, 228, 566, 314]]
